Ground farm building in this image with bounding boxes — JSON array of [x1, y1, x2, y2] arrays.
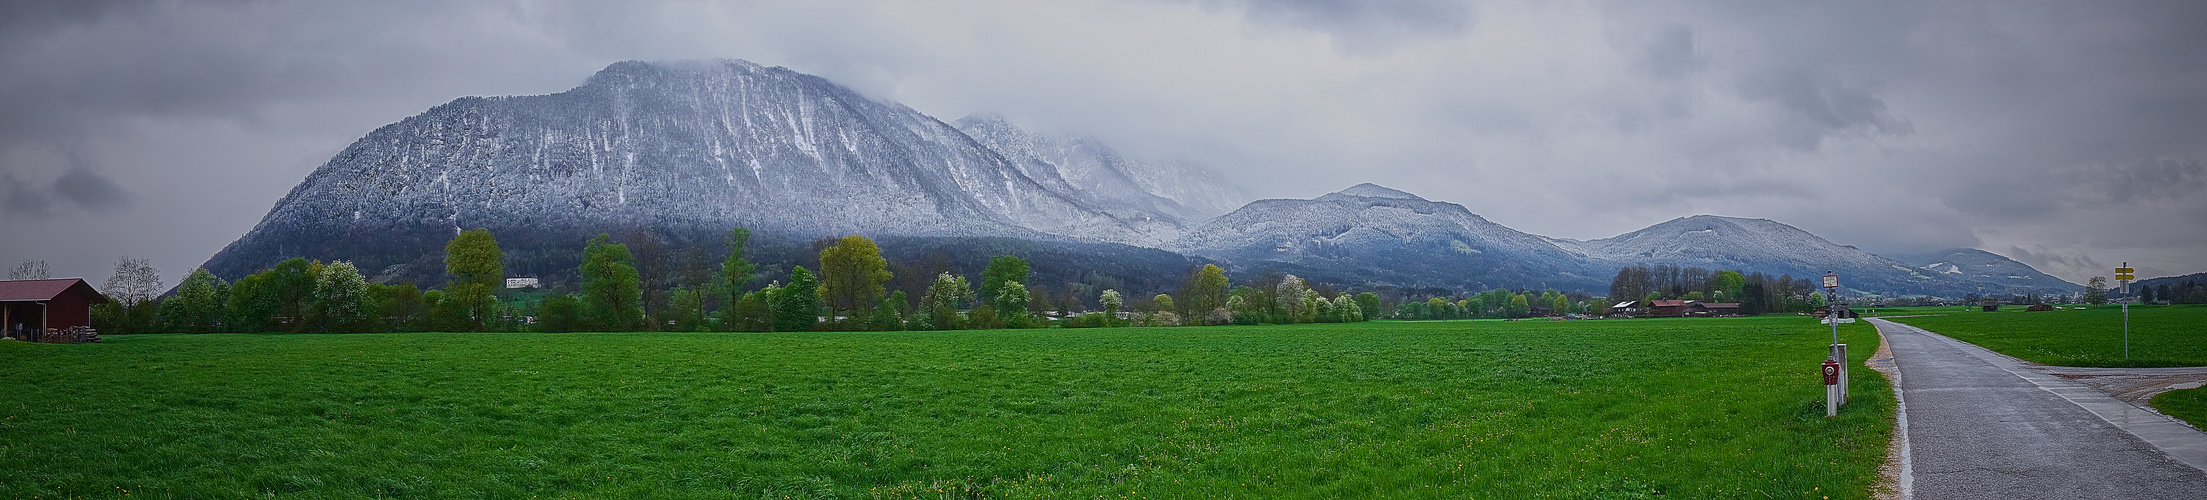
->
[[0, 278, 107, 342], [1644, 300, 1743, 317], [1648, 300, 1692, 317], [1690, 302, 1741, 316]]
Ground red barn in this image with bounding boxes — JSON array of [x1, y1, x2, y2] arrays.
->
[[1, 278, 107, 341]]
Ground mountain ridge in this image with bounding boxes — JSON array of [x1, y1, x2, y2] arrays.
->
[[196, 59, 2073, 299], [199, 59, 1236, 287]]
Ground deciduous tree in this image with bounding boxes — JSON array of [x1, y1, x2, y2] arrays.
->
[[314, 261, 370, 332], [159, 268, 225, 333], [977, 255, 1031, 307], [1183, 264, 1229, 318], [774, 267, 821, 332], [2083, 276, 2109, 305], [818, 235, 892, 329], [581, 234, 644, 331], [444, 229, 504, 331], [717, 228, 758, 330], [9, 260, 49, 280]]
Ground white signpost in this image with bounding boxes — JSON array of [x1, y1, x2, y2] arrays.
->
[[2117, 263, 2134, 360], [1822, 271, 1847, 415]]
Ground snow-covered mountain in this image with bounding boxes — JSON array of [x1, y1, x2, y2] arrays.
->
[[1168, 184, 1607, 291], [1888, 248, 2080, 294], [195, 59, 2070, 299], [199, 59, 1211, 285], [1548, 215, 1936, 294], [1547, 215, 2081, 296], [953, 114, 1249, 223], [1174, 192, 2077, 296]]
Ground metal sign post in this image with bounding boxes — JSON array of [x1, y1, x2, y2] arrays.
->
[[1821, 271, 1847, 406], [1823, 271, 1841, 347], [2116, 263, 2134, 360]]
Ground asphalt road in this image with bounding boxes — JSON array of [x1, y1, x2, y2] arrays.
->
[[1870, 318, 2207, 499]]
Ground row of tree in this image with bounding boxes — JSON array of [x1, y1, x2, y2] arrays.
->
[[64, 229, 2000, 334], [80, 226, 1390, 334]]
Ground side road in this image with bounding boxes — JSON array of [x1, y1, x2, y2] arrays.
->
[[1868, 318, 2207, 499]]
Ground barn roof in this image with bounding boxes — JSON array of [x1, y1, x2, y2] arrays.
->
[[0, 278, 106, 303]]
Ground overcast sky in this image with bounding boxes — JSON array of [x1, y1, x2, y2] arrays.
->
[[3, 0, 2203, 288]]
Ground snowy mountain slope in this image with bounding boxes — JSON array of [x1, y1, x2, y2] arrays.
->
[[1888, 248, 2079, 294], [199, 59, 1186, 284], [953, 114, 1251, 222], [1549, 215, 2075, 295], [1169, 184, 1606, 291]]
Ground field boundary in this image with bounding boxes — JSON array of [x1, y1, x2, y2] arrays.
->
[[1869, 319, 2207, 474]]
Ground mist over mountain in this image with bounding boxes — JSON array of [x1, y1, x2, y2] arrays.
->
[[953, 114, 1249, 224]]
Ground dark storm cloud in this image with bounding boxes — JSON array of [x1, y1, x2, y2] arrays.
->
[[0, 166, 130, 216], [53, 167, 132, 211], [2062, 158, 2207, 206], [1734, 69, 1911, 151]]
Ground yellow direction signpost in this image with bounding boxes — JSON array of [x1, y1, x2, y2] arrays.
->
[[2118, 263, 2134, 359]]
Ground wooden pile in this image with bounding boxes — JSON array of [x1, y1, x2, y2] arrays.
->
[[32, 327, 101, 344]]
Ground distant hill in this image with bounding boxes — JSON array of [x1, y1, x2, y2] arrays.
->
[[1168, 184, 1610, 292], [1888, 248, 2080, 295]]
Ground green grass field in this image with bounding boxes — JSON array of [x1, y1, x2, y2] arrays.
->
[[1885, 305, 2207, 367], [2151, 386, 2207, 430], [1, 317, 1891, 499]]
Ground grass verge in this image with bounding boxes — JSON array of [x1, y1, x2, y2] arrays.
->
[[0, 317, 1891, 498], [2152, 386, 2207, 430]]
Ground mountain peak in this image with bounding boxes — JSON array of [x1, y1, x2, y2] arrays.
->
[[1331, 183, 1425, 200]]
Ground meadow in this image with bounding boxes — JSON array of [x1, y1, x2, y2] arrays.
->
[[1, 317, 1891, 499], [1884, 305, 2207, 367]]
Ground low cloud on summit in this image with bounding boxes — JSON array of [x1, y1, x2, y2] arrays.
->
[[1, 0, 2202, 286]]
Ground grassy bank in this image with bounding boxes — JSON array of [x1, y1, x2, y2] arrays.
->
[[2152, 386, 2207, 430], [1885, 305, 2207, 367], [1, 317, 1890, 498]]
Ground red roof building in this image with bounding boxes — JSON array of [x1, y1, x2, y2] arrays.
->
[[1, 278, 107, 340]]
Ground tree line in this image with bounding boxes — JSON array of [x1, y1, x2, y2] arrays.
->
[[53, 233, 1907, 335], [78, 227, 1385, 334]]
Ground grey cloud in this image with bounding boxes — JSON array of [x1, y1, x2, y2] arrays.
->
[[0, 171, 58, 216], [1634, 24, 1704, 78], [2061, 158, 2207, 206], [0, 166, 132, 216], [1736, 69, 1911, 151], [1211, 0, 1474, 53], [53, 167, 131, 212], [2003, 245, 2108, 283]]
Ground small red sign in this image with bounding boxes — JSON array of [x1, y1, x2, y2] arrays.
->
[[1822, 360, 1841, 385]]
